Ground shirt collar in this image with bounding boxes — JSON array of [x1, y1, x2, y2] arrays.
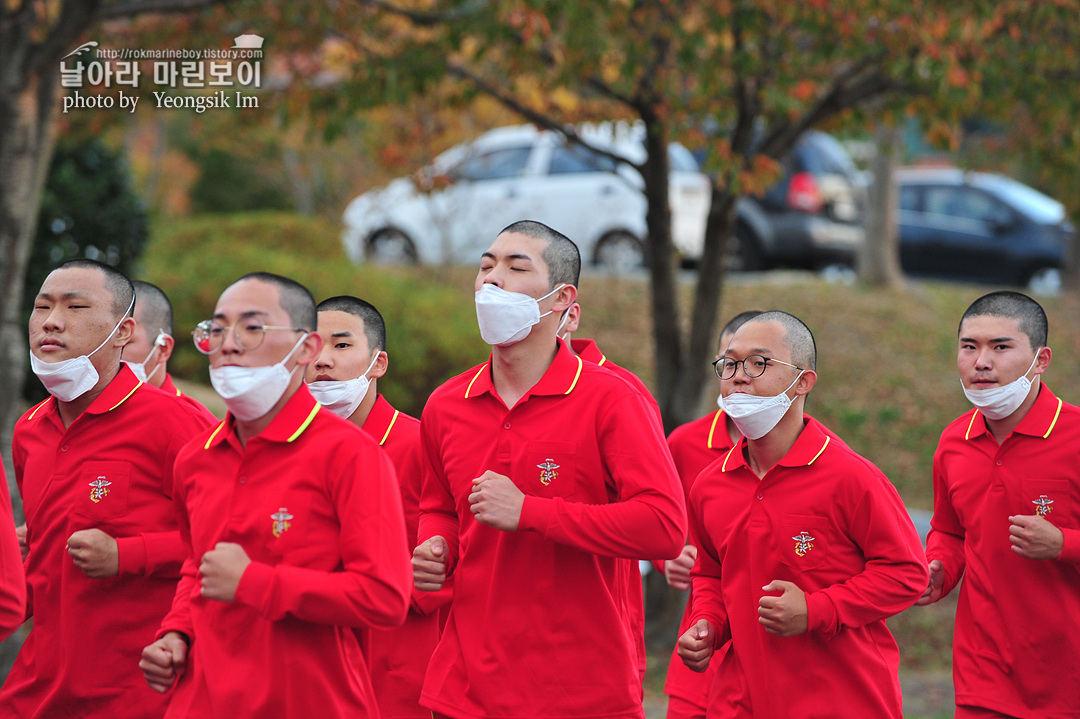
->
[[465, 337, 584, 401], [84, 363, 143, 415], [205, 383, 321, 449], [964, 382, 1063, 441], [719, 416, 831, 472], [160, 373, 182, 397], [570, 338, 606, 366], [361, 394, 399, 446], [705, 409, 726, 450]]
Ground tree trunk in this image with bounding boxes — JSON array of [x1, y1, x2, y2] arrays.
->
[[858, 124, 905, 288], [639, 119, 684, 433]]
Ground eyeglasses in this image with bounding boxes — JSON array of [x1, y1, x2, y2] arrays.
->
[[712, 354, 803, 380], [192, 318, 306, 355]]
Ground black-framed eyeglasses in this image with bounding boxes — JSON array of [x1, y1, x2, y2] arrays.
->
[[192, 318, 305, 355], [712, 354, 803, 380]]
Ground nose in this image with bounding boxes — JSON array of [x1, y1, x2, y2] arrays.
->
[[313, 347, 333, 370], [218, 324, 243, 355], [40, 307, 63, 333], [973, 347, 993, 371]]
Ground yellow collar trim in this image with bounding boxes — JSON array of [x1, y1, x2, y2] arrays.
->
[[27, 397, 53, 421], [1043, 398, 1062, 439], [287, 403, 321, 443], [706, 409, 724, 450], [807, 436, 830, 465], [107, 383, 141, 412], [203, 421, 227, 449], [565, 355, 583, 394], [964, 410, 981, 441], [379, 409, 400, 446], [464, 364, 488, 399], [720, 444, 740, 472]]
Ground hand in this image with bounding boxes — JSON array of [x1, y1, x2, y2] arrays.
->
[[140, 632, 188, 693], [67, 528, 119, 578], [1009, 514, 1064, 560], [758, 580, 808, 637], [198, 542, 251, 602], [15, 524, 27, 561], [665, 544, 698, 591], [677, 619, 715, 672], [413, 536, 448, 592], [469, 471, 524, 532], [915, 560, 945, 606]]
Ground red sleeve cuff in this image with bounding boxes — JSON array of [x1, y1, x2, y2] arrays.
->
[[1059, 527, 1080, 563], [116, 535, 147, 575], [235, 561, 275, 616], [518, 495, 553, 535], [805, 591, 838, 639]]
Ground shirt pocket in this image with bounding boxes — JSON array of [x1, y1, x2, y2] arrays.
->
[[72, 461, 132, 523], [1020, 478, 1071, 525], [777, 514, 831, 572], [264, 492, 313, 560], [522, 441, 579, 500]]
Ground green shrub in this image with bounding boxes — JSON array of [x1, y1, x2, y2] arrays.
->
[[139, 212, 488, 418]]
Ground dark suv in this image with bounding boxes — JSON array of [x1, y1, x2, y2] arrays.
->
[[727, 131, 866, 271], [897, 167, 1073, 295]]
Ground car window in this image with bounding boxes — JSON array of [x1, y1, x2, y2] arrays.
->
[[924, 187, 1011, 225], [899, 185, 921, 212], [452, 145, 532, 181], [976, 175, 1065, 224], [548, 142, 618, 175], [796, 134, 857, 177]]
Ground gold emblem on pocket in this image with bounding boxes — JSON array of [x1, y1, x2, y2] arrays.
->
[[792, 532, 815, 557], [271, 507, 293, 537], [1032, 494, 1054, 517], [537, 459, 560, 486], [89, 476, 112, 503]]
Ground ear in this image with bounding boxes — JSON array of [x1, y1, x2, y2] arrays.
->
[[159, 334, 176, 363], [564, 303, 581, 334], [295, 331, 323, 366], [793, 369, 817, 397], [1034, 346, 1052, 375], [369, 350, 389, 380], [113, 317, 136, 349], [551, 285, 577, 314]]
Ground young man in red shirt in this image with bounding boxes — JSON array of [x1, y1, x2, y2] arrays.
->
[[917, 291, 1080, 718], [678, 311, 926, 718], [127, 280, 216, 418], [0, 463, 26, 642], [662, 310, 760, 719], [139, 273, 412, 718], [1, 260, 214, 719], [412, 220, 686, 719], [306, 295, 449, 719]]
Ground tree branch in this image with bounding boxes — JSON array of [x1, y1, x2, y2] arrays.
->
[[447, 61, 646, 173], [96, 0, 228, 20], [356, 0, 487, 27]]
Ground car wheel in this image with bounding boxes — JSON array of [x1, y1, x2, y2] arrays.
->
[[729, 227, 765, 272], [594, 232, 645, 273], [366, 228, 418, 265], [1026, 267, 1062, 296]]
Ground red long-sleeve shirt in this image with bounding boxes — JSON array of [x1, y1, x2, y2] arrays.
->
[[417, 339, 686, 719], [0, 463, 26, 642], [0, 365, 213, 719], [158, 386, 411, 718], [927, 384, 1080, 717], [357, 395, 450, 719], [689, 417, 927, 718]]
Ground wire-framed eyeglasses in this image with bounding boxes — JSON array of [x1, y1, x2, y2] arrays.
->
[[712, 354, 803, 380], [192, 318, 306, 355]]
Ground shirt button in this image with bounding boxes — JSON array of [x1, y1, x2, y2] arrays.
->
[[60, 445, 69, 452], [238, 476, 247, 485], [996, 460, 1003, 466], [756, 493, 764, 501], [503, 422, 511, 429]]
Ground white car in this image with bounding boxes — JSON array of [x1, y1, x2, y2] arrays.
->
[[341, 124, 711, 270]]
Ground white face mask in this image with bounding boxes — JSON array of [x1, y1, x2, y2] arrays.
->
[[307, 351, 380, 419], [210, 333, 308, 422], [125, 331, 170, 384], [719, 370, 805, 440], [475, 283, 565, 346], [962, 350, 1041, 421], [30, 295, 134, 402]]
